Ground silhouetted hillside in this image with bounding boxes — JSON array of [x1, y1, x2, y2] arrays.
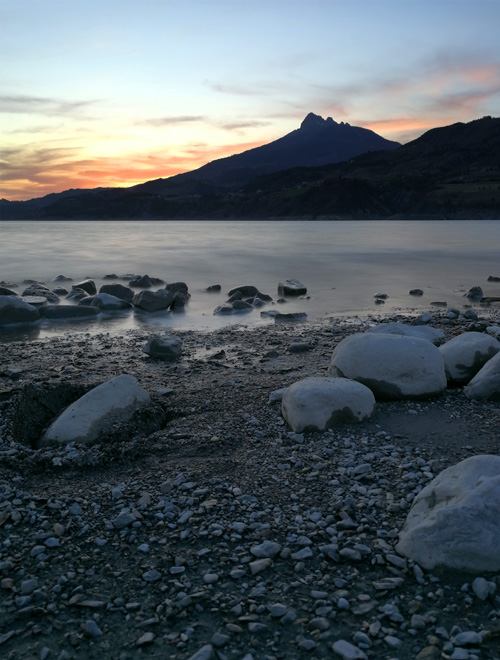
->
[[1, 115, 499, 220]]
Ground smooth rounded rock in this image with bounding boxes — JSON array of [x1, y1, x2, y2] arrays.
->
[[281, 376, 375, 432], [0, 296, 40, 325], [142, 335, 183, 361], [439, 331, 500, 383], [41, 374, 150, 446], [367, 321, 445, 345], [463, 352, 500, 400], [328, 333, 447, 400], [396, 455, 500, 572], [278, 278, 307, 296]]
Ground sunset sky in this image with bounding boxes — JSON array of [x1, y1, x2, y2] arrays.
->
[[2, 0, 499, 201]]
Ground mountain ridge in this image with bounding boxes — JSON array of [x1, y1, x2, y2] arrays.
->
[[1, 114, 499, 220]]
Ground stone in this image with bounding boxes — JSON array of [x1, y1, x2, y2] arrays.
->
[[228, 285, 260, 297], [274, 312, 308, 323], [205, 284, 221, 292], [72, 279, 97, 295], [79, 293, 132, 310], [22, 283, 60, 303], [0, 296, 40, 325], [133, 289, 173, 312], [0, 286, 18, 296], [52, 274, 73, 282], [288, 341, 314, 353], [332, 639, 368, 660], [439, 332, 500, 383], [186, 645, 213, 660], [142, 335, 183, 361], [396, 455, 500, 572], [41, 374, 150, 445], [99, 283, 134, 302], [409, 289, 424, 296], [281, 377, 375, 432], [40, 305, 100, 320], [328, 333, 447, 400], [367, 321, 445, 345], [466, 286, 484, 299], [278, 278, 307, 296], [129, 274, 153, 288], [464, 352, 500, 400]]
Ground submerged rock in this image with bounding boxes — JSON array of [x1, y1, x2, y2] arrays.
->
[[0, 296, 40, 325], [99, 283, 135, 302], [41, 374, 150, 446], [133, 289, 173, 312], [40, 305, 100, 320], [72, 279, 97, 295], [278, 278, 307, 296]]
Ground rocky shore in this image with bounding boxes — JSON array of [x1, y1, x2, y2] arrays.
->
[[1, 309, 500, 660]]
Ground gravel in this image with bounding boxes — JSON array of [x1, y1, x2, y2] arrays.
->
[[1, 309, 500, 659]]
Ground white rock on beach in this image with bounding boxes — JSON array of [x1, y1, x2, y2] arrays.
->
[[396, 454, 500, 572], [328, 333, 446, 399], [41, 374, 150, 446], [463, 351, 500, 400], [367, 321, 445, 345], [438, 331, 500, 383], [281, 376, 375, 432]]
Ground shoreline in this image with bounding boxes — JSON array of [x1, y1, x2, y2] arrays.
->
[[1, 310, 500, 660]]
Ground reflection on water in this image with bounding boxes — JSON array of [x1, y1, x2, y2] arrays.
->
[[1, 220, 499, 339]]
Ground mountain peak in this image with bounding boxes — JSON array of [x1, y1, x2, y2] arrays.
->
[[300, 112, 338, 131]]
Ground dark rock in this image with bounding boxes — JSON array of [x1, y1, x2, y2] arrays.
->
[[205, 284, 221, 292], [466, 286, 484, 300], [133, 289, 173, 312], [142, 336, 183, 361], [374, 293, 388, 299], [409, 289, 424, 296], [487, 275, 500, 282], [129, 274, 153, 288], [79, 294, 132, 311], [165, 282, 188, 295], [51, 287, 69, 296], [0, 296, 40, 325], [52, 275, 73, 282], [169, 292, 189, 309], [278, 278, 307, 296], [22, 284, 59, 303], [103, 273, 119, 280], [288, 341, 314, 353], [430, 301, 447, 307], [73, 279, 97, 295], [66, 288, 88, 301], [0, 286, 18, 296], [99, 283, 134, 303], [228, 285, 260, 297], [231, 300, 253, 311]]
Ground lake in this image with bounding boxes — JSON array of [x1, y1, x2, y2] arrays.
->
[[1, 219, 499, 338]]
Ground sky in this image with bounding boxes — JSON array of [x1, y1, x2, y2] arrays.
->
[[1, 0, 500, 201]]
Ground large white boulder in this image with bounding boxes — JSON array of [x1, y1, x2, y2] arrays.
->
[[41, 374, 150, 445], [396, 455, 500, 572], [438, 332, 500, 383], [328, 333, 446, 400], [281, 376, 375, 432], [463, 352, 500, 401], [0, 296, 40, 325], [367, 321, 445, 345]]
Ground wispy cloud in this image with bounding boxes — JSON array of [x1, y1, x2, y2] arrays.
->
[[0, 94, 97, 118], [140, 115, 206, 127]]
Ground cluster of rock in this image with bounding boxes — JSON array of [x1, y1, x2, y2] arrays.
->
[[275, 321, 500, 574], [280, 324, 500, 437], [213, 279, 307, 317], [0, 275, 191, 325]]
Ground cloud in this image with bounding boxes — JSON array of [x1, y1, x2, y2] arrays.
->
[[0, 94, 96, 118], [0, 137, 269, 201], [140, 115, 206, 127]]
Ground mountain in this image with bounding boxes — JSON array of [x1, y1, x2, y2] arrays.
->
[[1, 115, 499, 219], [132, 112, 400, 196]]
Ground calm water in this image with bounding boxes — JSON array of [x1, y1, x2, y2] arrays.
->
[[1, 220, 499, 338]]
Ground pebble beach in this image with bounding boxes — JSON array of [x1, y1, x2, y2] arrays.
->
[[1, 305, 500, 660]]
